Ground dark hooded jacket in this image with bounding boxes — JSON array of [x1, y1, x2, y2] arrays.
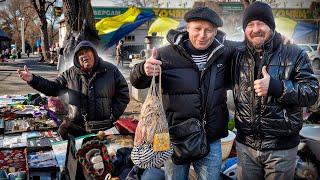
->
[[231, 32, 319, 150], [130, 30, 235, 143], [28, 41, 130, 128]]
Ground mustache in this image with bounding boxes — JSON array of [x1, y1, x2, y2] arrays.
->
[[251, 31, 265, 38]]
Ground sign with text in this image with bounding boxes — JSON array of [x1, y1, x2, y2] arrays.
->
[[93, 7, 190, 19]]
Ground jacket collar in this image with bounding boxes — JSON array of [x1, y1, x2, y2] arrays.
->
[[167, 29, 225, 64]]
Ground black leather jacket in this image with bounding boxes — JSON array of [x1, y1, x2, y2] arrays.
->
[[231, 32, 319, 150], [131, 30, 235, 142]]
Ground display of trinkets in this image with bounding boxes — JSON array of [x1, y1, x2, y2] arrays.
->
[[29, 118, 58, 130], [27, 150, 58, 168], [2, 134, 27, 148], [0, 95, 26, 108], [26, 131, 62, 148], [0, 94, 65, 177], [5, 119, 30, 133], [0, 118, 4, 134], [0, 149, 28, 173], [0, 135, 3, 148], [28, 138, 52, 148], [4, 118, 58, 134]]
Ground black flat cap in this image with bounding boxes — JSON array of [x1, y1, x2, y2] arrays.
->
[[184, 7, 223, 27]]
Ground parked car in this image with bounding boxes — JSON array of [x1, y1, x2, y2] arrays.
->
[[297, 44, 320, 70]]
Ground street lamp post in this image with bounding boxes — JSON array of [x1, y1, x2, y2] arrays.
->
[[18, 17, 25, 54]]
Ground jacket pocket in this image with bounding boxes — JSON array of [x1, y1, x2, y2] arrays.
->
[[283, 109, 303, 135]]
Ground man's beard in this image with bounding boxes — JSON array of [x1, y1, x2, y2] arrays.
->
[[246, 31, 265, 50]]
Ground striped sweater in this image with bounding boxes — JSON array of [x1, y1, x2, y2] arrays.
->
[[184, 40, 212, 71]]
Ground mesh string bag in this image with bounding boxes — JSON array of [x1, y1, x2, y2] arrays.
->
[[131, 65, 173, 169]]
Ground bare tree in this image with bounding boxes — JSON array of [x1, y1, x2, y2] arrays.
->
[[30, 0, 56, 62], [47, 5, 59, 46], [0, 0, 38, 50]]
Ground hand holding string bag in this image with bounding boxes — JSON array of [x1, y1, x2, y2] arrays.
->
[[131, 65, 173, 169]]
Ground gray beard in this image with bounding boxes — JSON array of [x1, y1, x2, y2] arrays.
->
[[245, 36, 264, 51]]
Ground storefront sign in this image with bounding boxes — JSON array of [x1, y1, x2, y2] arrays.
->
[[93, 7, 127, 18], [152, 8, 189, 19], [273, 9, 312, 19], [219, 3, 243, 11], [93, 7, 190, 19], [94, 7, 316, 20]]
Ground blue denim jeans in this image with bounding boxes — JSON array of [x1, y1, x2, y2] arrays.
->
[[164, 140, 222, 180], [141, 167, 165, 180]]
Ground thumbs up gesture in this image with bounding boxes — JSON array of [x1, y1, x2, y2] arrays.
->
[[17, 65, 33, 82], [143, 48, 162, 76], [254, 66, 270, 97]]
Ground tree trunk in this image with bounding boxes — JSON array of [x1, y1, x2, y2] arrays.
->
[[40, 18, 49, 61], [30, 0, 53, 62], [62, 0, 95, 37]]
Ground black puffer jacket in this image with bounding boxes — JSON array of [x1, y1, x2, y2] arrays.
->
[[29, 41, 130, 127], [131, 30, 234, 142], [231, 32, 319, 150]]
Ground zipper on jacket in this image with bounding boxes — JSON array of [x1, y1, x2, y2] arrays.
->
[[176, 41, 223, 122], [247, 50, 256, 125], [283, 109, 291, 134]]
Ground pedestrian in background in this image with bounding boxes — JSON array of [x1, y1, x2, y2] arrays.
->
[[116, 40, 124, 66]]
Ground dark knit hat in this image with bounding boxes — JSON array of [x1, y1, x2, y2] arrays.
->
[[184, 7, 223, 27], [242, 2, 275, 31]]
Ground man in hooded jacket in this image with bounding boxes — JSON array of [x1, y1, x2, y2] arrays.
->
[[17, 40, 130, 139]]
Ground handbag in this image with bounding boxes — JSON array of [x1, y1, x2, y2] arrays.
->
[[80, 102, 114, 133], [169, 118, 209, 164], [169, 62, 218, 165]]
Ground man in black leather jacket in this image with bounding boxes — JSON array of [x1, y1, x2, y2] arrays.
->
[[230, 2, 319, 180], [17, 41, 130, 139], [131, 7, 235, 180]]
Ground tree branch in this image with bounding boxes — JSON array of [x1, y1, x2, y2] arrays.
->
[[45, 0, 56, 13], [30, 0, 40, 15]]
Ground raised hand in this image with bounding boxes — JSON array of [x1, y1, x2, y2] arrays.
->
[[17, 65, 33, 82], [254, 66, 270, 97], [143, 48, 162, 76]]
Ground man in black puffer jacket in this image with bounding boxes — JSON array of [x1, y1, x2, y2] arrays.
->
[[17, 41, 130, 139], [230, 2, 319, 180], [131, 7, 236, 180]]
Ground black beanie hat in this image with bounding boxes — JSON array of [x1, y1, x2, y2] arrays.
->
[[184, 7, 223, 27], [242, 2, 275, 31]]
